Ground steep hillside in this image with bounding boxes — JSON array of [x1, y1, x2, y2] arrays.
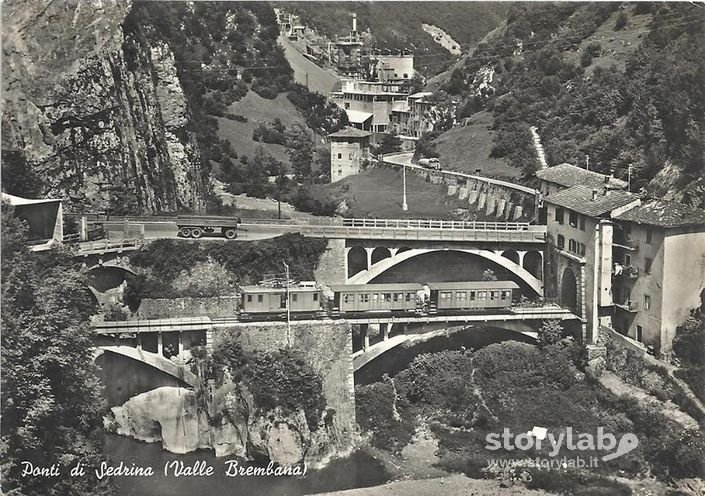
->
[[1, 0, 207, 214], [283, 2, 509, 75], [438, 2, 705, 206]]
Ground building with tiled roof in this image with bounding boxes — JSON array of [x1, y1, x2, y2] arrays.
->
[[542, 185, 705, 359], [546, 185, 640, 218], [537, 163, 627, 197], [613, 199, 705, 228]]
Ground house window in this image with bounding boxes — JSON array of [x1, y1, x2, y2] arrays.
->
[[569, 211, 578, 227], [349, 153, 354, 159], [292, 294, 298, 302], [338, 169, 342, 175], [247, 295, 253, 303], [257, 295, 263, 303], [625, 254, 632, 266], [344, 102, 350, 109], [569, 239, 576, 253], [337, 153, 342, 159], [555, 207, 564, 224], [557, 234, 565, 249], [644, 258, 652, 274], [636, 325, 643, 342], [644, 295, 651, 310], [579, 216, 586, 231], [579, 243, 586, 257], [313, 293, 318, 301], [646, 229, 653, 244]]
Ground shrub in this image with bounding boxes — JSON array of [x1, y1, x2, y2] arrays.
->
[[224, 113, 248, 122], [580, 49, 593, 67], [537, 319, 563, 348], [355, 380, 414, 451]]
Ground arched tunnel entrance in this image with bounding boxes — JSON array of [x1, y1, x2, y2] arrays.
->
[[560, 267, 578, 313]]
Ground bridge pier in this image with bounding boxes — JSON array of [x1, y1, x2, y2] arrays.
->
[[361, 324, 370, 351], [381, 322, 389, 341]]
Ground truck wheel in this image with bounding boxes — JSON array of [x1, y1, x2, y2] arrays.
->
[[190, 227, 203, 238], [224, 228, 237, 240], [178, 227, 192, 238]]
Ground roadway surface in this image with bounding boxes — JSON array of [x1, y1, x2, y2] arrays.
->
[[382, 152, 539, 196], [100, 217, 546, 244]]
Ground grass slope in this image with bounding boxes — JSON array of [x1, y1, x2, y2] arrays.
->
[[312, 167, 468, 220], [433, 111, 517, 179]]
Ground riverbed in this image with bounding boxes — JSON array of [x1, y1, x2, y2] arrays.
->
[[104, 435, 391, 496]]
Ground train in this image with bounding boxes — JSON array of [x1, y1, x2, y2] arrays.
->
[[238, 280, 520, 321]]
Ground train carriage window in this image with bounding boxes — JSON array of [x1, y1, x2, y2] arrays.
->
[[372, 293, 379, 302], [478, 291, 487, 300], [258, 295, 263, 303], [384, 293, 392, 302], [501, 290, 511, 299], [247, 295, 253, 303], [343, 294, 350, 304], [313, 293, 319, 301], [491, 291, 499, 300], [405, 293, 411, 302], [470, 291, 476, 301], [456, 291, 466, 300], [360, 294, 370, 303]]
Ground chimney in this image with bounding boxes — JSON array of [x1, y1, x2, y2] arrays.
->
[[352, 13, 357, 32], [592, 188, 598, 200]]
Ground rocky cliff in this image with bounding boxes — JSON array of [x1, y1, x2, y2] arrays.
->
[[2, 0, 207, 213]]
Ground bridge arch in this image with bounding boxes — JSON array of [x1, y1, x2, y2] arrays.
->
[[347, 248, 543, 295], [560, 267, 578, 313], [523, 250, 543, 280], [502, 250, 519, 264], [94, 346, 198, 406], [347, 246, 367, 278], [371, 247, 392, 265]]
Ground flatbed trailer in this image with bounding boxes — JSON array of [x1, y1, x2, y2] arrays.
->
[[175, 216, 240, 239]]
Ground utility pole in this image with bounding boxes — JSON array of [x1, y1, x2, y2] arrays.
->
[[585, 154, 590, 171], [402, 162, 408, 211], [628, 164, 632, 192], [282, 262, 291, 347]]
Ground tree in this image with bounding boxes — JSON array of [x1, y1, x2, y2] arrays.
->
[[373, 133, 403, 160], [482, 269, 498, 281], [0, 150, 43, 198], [1, 204, 114, 495], [537, 319, 564, 348], [286, 124, 315, 182]]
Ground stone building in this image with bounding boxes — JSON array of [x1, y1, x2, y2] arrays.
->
[[328, 127, 372, 182], [610, 200, 705, 357], [540, 163, 705, 358]]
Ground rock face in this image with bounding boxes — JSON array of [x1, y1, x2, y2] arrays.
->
[[2, 0, 206, 212], [110, 383, 319, 466]]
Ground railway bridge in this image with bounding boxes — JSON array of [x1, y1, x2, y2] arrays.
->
[[91, 306, 580, 391]]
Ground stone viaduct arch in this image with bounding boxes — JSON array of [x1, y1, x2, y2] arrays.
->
[[347, 248, 543, 296]]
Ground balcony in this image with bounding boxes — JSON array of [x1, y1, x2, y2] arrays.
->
[[615, 300, 639, 312], [613, 264, 639, 279]]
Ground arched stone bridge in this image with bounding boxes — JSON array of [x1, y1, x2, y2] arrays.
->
[[346, 244, 545, 296]]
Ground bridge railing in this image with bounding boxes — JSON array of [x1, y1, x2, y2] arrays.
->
[[77, 237, 142, 255], [241, 217, 534, 231]]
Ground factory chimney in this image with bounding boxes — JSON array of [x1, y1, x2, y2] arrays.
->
[[352, 13, 357, 32]]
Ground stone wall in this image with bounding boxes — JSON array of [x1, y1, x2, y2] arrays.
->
[[314, 238, 347, 286]]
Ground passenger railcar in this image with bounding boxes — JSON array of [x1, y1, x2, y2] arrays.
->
[[426, 281, 518, 313], [329, 283, 423, 315], [239, 285, 323, 320]]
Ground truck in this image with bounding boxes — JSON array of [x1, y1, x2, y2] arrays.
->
[[175, 216, 240, 239], [418, 157, 442, 170]]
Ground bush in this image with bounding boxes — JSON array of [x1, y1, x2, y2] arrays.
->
[[580, 49, 593, 67], [537, 319, 563, 348], [355, 380, 414, 451], [675, 367, 705, 404], [224, 113, 248, 122]]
